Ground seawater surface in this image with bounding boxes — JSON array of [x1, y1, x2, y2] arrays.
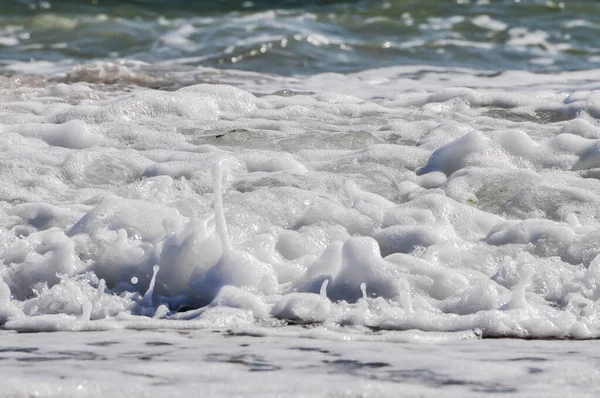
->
[[3, 0, 600, 75], [3, 1, 600, 396], [3, 327, 600, 397]]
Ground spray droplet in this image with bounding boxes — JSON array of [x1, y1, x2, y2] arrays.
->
[[320, 279, 329, 299], [92, 279, 106, 315], [143, 265, 160, 307], [131, 276, 138, 285], [360, 282, 367, 300], [503, 263, 534, 310], [81, 300, 92, 321], [97, 279, 106, 293]]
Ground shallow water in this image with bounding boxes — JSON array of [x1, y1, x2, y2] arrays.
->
[[2, 327, 600, 397]]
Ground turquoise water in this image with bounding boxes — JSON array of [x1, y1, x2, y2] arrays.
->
[[2, 0, 600, 75]]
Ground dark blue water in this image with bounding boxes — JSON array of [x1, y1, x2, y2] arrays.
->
[[2, 0, 600, 75]]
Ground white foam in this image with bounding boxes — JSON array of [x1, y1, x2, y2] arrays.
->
[[472, 15, 507, 32], [2, 65, 600, 338]]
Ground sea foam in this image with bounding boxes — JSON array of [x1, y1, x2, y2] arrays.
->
[[2, 64, 600, 338]]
